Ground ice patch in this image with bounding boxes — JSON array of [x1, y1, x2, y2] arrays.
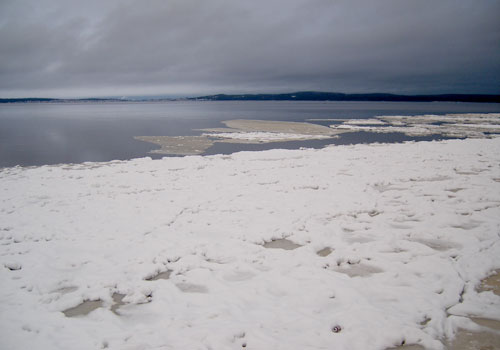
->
[[263, 238, 302, 250]]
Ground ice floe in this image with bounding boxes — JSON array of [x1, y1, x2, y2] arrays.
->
[[134, 135, 215, 155], [331, 113, 500, 138], [202, 131, 333, 143], [136, 119, 340, 155], [1, 135, 500, 349], [135, 114, 500, 156], [340, 119, 388, 125]]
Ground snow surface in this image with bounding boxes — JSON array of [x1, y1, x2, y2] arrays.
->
[[1, 138, 500, 350], [340, 119, 387, 125], [203, 131, 333, 142]]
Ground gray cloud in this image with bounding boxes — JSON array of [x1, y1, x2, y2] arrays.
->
[[1, 0, 499, 97]]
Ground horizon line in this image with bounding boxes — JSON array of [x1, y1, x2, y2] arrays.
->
[[1, 90, 500, 101]]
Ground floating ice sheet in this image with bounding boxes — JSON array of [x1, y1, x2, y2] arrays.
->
[[134, 136, 214, 155], [136, 119, 341, 155], [203, 131, 333, 143], [331, 113, 500, 138]]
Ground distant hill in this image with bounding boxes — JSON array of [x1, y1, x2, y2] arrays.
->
[[191, 91, 500, 103], [1, 91, 499, 103], [0, 98, 60, 103], [0, 97, 125, 103]]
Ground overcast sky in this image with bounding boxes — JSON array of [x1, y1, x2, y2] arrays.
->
[[1, 0, 499, 98]]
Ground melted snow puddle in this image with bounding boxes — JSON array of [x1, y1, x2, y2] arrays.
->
[[469, 317, 500, 331], [145, 270, 172, 281], [444, 322, 500, 350], [63, 293, 128, 317], [387, 317, 500, 350], [335, 263, 383, 277], [63, 300, 103, 317], [263, 238, 302, 250], [443, 270, 500, 349], [317, 247, 333, 257], [110, 293, 126, 315], [477, 269, 500, 295]]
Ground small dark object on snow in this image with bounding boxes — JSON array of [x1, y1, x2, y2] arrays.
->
[[332, 325, 342, 333]]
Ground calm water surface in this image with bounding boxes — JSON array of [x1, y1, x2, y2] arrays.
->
[[1, 101, 499, 167]]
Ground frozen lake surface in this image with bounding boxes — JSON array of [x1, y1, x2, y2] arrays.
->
[[1, 101, 499, 167], [1, 134, 500, 349], [1, 102, 499, 349]]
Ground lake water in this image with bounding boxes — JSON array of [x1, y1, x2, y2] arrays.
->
[[1, 101, 499, 168]]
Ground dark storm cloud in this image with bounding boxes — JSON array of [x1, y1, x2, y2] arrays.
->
[[1, 0, 499, 97]]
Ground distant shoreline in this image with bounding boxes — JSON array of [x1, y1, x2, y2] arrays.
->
[[1, 91, 499, 103], [190, 91, 500, 103]]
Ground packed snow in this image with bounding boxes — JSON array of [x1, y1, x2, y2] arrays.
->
[[1, 136, 500, 349]]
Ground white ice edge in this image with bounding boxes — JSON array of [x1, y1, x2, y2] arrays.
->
[[203, 131, 332, 141], [379, 113, 500, 121], [1, 137, 500, 350], [330, 113, 500, 138], [342, 119, 387, 125]]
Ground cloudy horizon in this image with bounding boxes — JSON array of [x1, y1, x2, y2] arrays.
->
[[1, 0, 499, 98]]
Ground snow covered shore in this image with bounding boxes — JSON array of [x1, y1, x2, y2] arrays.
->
[[1, 138, 500, 349]]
